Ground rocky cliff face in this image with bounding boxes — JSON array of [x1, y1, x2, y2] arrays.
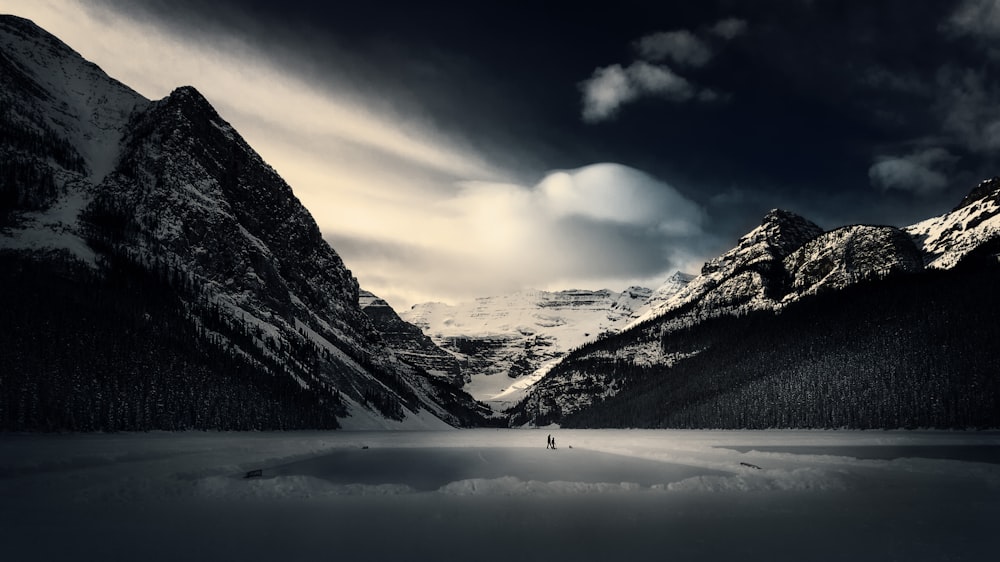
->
[[783, 225, 923, 298], [359, 290, 464, 386], [0, 15, 483, 430]]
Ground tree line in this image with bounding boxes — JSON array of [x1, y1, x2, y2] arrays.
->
[[547, 258, 1000, 429]]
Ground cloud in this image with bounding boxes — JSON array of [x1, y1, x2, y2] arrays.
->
[[936, 66, 1000, 153], [332, 163, 708, 307], [10, 0, 506, 185], [627, 61, 696, 100], [868, 148, 957, 195], [580, 62, 700, 122], [533, 163, 704, 233], [634, 18, 748, 66], [944, 0, 1000, 38], [582, 17, 744, 123], [710, 18, 749, 40], [579, 64, 637, 123], [634, 30, 713, 67]]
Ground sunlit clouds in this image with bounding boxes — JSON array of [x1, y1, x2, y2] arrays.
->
[[7, 0, 707, 309], [335, 164, 710, 307], [15, 2, 994, 311], [432, 164, 707, 292]]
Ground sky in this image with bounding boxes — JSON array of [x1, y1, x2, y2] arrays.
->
[[6, 0, 1000, 309]]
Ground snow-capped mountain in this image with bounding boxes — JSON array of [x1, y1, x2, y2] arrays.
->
[[621, 209, 824, 336], [401, 283, 696, 410], [782, 224, 923, 299], [358, 290, 465, 386], [510, 181, 1000, 428], [0, 16, 484, 430], [906, 177, 1000, 269], [624, 271, 695, 327]]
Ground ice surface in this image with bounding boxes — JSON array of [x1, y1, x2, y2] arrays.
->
[[1, 429, 998, 561]]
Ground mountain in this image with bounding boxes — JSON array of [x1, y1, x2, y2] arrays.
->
[[0, 16, 486, 430], [906, 177, 1000, 269], [400, 282, 696, 410], [624, 271, 696, 327], [509, 183, 1000, 428]]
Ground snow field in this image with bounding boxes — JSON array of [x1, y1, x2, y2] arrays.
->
[[1, 429, 998, 561]]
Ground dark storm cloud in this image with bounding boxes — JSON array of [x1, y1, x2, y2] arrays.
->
[[869, 148, 958, 196]]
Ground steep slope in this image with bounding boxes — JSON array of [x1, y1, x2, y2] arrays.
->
[[0, 16, 483, 430], [625, 271, 695, 327], [358, 290, 465, 387], [504, 211, 827, 423], [511, 186, 1000, 427], [783, 225, 924, 298], [0, 15, 146, 257], [559, 263, 1000, 429], [906, 177, 1000, 269], [631, 210, 824, 331]]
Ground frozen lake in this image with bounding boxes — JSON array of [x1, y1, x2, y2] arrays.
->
[[1, 429, 998, 561]]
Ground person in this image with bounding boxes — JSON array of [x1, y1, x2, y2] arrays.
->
[[551, 436, 556, 449], [546, 434, 551, 449]]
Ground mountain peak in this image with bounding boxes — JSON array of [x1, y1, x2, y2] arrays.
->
[[159, 85, 225, 125], [953, 177, 1000, 211], [906, 175, 1000, 269], [0, 14, 49, 38], [757, 208, 823, 249], [702, 208, 822, 276], [168, 85, 210, 105]]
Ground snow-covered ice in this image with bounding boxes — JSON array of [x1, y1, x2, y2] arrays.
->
[[1, 429, 998, 561]]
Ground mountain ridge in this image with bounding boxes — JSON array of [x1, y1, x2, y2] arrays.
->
[[509, 181, 1000, 428], [0, 15, 485, 430]]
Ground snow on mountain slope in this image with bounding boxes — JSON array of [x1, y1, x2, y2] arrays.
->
[[0, 15, 484, 429], [905, 177, 1000, 269], [0, 16, 147, 181], [402, 286, 667, 409], [509, 207, 948, 425], [624, 271, 696, 328], [0, 16, 148, 263], [783, 225, 923, 299], [626, 210, 823, 334], [358, 290, 465, 386]]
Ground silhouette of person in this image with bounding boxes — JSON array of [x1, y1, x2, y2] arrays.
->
[[551, 436, 556, 449], [546, 434, 551, 449]]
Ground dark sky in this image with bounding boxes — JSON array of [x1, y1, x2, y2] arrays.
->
[[22, 0, 1000, 305], [101, 0, 1000, 218]]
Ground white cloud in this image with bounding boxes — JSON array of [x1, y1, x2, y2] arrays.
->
[[634, 30, 713, 67], [580, 62, 700, 123], [579, 64, 638, 123], [347, 163, 707, 306], [710, 18, 749, 40], [868, 148, 956, 195], [326, 164, 708, 307], [583, 18, 743, 123], [533, 163, 704, 232], [627, 61, 695, 100]]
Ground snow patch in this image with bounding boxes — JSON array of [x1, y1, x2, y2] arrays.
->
[[438, 476, 643, 495]]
